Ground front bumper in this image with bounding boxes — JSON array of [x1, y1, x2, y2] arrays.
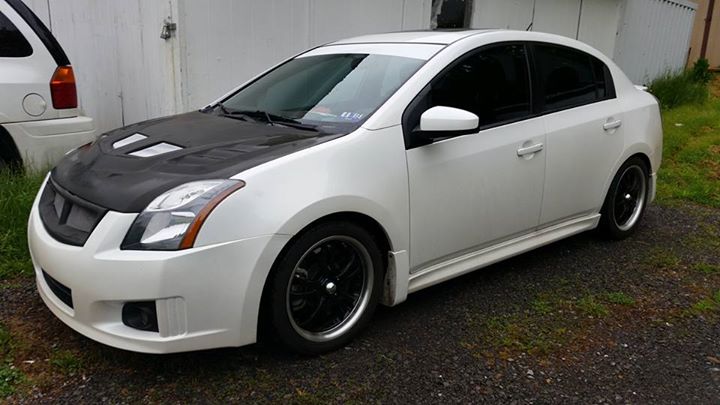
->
[[28, 188, 290, 353]]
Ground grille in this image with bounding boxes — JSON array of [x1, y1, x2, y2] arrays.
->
[[39, 178, 107, 246], [42, 270, 73, 309]]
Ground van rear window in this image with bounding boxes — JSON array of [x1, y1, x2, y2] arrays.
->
[[0, 11, 32, 57]]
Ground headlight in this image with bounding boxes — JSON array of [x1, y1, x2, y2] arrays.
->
[[121, 179, 245, 250]]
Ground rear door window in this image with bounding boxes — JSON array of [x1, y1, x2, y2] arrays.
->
[[533, 44, 598, 112], [0, 11, 32, 57]]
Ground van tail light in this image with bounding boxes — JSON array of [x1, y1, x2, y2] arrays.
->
[[50, 65, 78, 109]]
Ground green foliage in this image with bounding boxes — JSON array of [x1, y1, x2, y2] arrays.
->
[[648, 70, 708, 109], [50, 350, 82, 374], [694, 263, 720, 274], [577, 295, 609, 317], [0, 363, 22, 398], [0, 325, 22, 398], [690, 58, 713, 85], [0, 170, 46, 281], [606, 292, 635, 306]]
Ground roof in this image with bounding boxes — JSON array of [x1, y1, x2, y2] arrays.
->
[[330, 30, 498, 45]]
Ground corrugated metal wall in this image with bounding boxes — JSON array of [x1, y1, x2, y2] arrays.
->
[[614, 0, 697, 84], [177, 0, 432, 111], [25, 0, 696, 133], [470, 0, 623, 59]]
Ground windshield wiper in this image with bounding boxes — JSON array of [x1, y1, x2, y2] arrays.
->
[[227, 110, 318, 132], [210, 103, 256, 122]]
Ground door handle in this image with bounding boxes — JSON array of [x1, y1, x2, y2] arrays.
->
[[517, 143, 544, 157], [603, 119, 622, 131]]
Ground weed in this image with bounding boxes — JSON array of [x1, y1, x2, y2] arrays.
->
[[0, 362, 22, 398], [689, 297, 716, 315], [649, 70, 708, 109], [50, 350, 82, 374], [646, 249, 681, 269], [531, 299, 553, 315], [693, 263, 720, 274], [577, 295, 609, 317], [606, 292, 635, 306]]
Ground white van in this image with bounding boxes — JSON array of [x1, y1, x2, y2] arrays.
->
[[0, 0, 95, 171]]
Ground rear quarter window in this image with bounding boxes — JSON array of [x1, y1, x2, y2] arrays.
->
[[0, 11, 32, 57]]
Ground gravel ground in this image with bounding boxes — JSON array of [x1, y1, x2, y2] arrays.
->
[[1, 203, 719, 404]]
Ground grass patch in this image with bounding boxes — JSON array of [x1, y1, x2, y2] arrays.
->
[[0, 324, 23, 398], [693, 263, 720, 274], [577, 295, 609, 317], [687, 290, 720, 316], [606, 292, 635, 306], [646, 248, 682, 269], [655, 75, 720, 208], [531, 298, 553, 315], [49, 350, 82, 374], [689, 298, 717, 315], [0, 363, 23, 398], [466, 293, 623, 356], [0, 170, 46, 281]]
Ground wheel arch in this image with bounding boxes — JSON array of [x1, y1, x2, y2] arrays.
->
[[0, 125, 23, 168], [600, 151, 653, 213], [600, 144, 654, 209], [256, 209, 397, 342]]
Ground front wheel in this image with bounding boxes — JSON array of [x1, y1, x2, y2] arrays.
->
[[599, 157, 650, 239], [264, 222, 384, 354]]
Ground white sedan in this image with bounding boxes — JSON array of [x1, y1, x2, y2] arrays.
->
[[28, 30, 662, 354]]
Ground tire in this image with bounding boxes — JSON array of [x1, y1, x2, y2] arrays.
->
[[599, 157, 650, 239], [264, 221, 384, 354]]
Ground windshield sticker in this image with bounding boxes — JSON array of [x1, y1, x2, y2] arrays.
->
[[340, 112, 365, 121]]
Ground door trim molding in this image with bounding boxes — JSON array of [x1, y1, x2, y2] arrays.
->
[[407, 213, 600, 293]]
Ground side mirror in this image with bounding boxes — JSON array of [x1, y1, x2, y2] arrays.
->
[[417, 106, 479, 140]]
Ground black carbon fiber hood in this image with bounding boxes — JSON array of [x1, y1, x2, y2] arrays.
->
[[51, 111, 344, 212]]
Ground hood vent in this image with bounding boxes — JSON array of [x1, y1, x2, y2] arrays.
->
[[129, 142, 183, 157], [112, 133, 147, 149]]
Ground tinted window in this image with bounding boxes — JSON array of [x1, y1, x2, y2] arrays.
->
[[534, 44, 597, 111], [0, 11, 32, 57], [409, 44, 531, 130], [591, 57, 615, 99]]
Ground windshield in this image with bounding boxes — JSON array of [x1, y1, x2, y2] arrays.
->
[[216, 53, 426, 133]]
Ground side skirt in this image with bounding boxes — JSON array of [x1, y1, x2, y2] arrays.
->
[[407, 214, 601, 294]]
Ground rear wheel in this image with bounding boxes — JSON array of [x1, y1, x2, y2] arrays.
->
[[599, 157, 649, 239], [265, 221, 383, 354]]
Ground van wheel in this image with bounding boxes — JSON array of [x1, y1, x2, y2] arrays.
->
[[599, 157, 649, 239], [265, 222, 383, 354]]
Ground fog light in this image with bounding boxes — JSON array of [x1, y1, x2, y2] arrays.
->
[[122, 301, 159, 332]]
